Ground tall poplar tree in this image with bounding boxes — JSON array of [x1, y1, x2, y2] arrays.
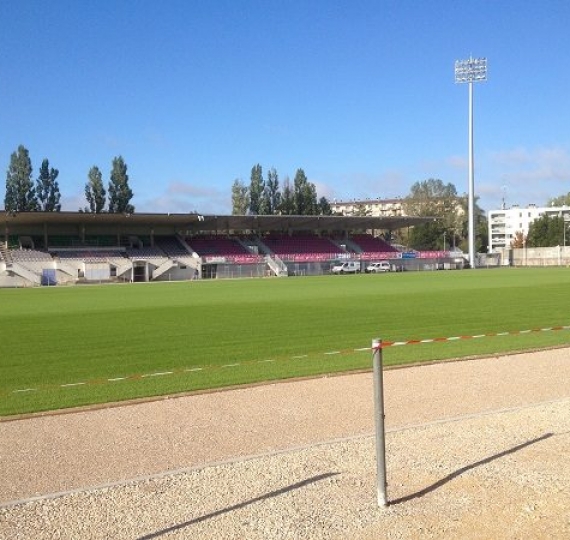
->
[[279, 177, 295, 215], [248, 164, 264, 215], [36, 159, 61, 211], [293, 168, 317, 215], [262, 167, 280, 215], [85, 166, 106, 213], [231, 179, 249, 215], [4, 145, 37, 212], [107, 156, 134, 214]]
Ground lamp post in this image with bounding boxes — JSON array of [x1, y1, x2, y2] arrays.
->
[[455, 57, 487, 268]]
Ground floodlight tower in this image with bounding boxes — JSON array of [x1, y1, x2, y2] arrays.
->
[[455, 56, 487, 268]]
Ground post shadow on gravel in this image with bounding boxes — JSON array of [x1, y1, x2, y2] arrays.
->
[[389, 432, 553, 506], [136, 472, 339, 540]]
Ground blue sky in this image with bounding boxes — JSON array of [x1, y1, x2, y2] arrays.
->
[[1, 1, 569, 214]]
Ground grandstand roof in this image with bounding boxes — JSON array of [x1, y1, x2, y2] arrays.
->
[[0, 211, 433, 233]]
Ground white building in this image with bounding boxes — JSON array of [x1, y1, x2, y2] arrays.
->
[[488, 205, 570, 252], [331, 198, 404, 217]]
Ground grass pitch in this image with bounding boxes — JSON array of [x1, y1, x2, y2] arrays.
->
[[1, 267, 570, 416]]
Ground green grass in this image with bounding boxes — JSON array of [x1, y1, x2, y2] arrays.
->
[[2, 267, 570, 416]]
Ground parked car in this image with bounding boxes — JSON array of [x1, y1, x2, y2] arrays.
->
[[365, 261, 391, 273], [331, 261, 361, 274]]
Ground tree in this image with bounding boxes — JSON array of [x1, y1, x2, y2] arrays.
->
[[403, 178, 487, 252], [476, 215, 489, 253], [408, 219, 446, 250], [231, 179, 249, 215], [4, 145, 37, 212], [403, 179, 458, 250], [107, 156, 134, 214], [293, 168, 317, 215], [248, 164, 264, 215], [36, 159, 61, 212], [526, 214, 564, 247], [85, 166, 106, 213], [279, 177, 295, 215], [260, 167, 280, 215], [510, 231, 525, 248], [403, 178, 459, 222], [318, 196, 332, 216], [548, 193, 570, 207]]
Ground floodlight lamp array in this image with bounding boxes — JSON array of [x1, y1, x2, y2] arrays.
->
[[455, 57, 487, 83]]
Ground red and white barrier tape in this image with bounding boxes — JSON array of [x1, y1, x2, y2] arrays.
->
[[374, 325, 570, 350]]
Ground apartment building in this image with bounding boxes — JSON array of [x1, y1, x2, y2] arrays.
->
[[488, 204, 570, 252], [331, 198, 404, 217]]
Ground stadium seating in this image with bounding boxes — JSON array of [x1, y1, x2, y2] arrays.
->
[[187, 236, 262, 263], [10, 249, 53, 263], [349, 234, 398, 253], [154, 236, 190, 257], [262, 234, 344, 262], [125, 246, 166, 259]]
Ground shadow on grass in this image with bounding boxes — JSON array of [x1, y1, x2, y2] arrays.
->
[[137, 472, 339, 540], [389, 432, 553, 506]]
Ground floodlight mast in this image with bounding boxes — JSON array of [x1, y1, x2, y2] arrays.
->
[[455, 57, 487, 268]]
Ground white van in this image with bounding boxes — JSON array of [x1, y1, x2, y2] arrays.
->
[[365, 261, 391, 273], [331, 261, 361, 274]]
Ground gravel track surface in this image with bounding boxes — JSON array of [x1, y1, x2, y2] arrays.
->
[[1, 348, 569, 539]]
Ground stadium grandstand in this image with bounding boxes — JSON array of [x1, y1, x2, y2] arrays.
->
[[0, 211, 463, 286]]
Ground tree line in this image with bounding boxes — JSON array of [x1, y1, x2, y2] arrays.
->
[[3, 145, 135, 214], [231, 165, 332, 216], [6, 145, 565, 250], [515, 214, 569, 248]]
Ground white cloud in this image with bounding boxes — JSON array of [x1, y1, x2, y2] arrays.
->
[[446, 155, 467, 170], [490, 146, 570, 182], [137, 181, 229, 214], [478, 145, 570, 209]]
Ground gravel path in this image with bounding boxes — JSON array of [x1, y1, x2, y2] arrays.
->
[[1, 348, 569, 539]]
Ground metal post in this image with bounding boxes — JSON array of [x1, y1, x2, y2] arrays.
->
[[372, 338, 388, 507], [455, 57, 487, 270], [468, 80, 475, 268]]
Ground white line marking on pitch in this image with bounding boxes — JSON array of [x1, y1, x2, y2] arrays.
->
[[61, 382, 86, 388], [354, 347, 369, 352], [13, 388, 37, 393], [222, 363, 240, 368], [142, 371, 173, 378], [185, 367, 203, 372], [258, 359, 275, 363], [291, 355, 308, 359], [108, 377, 127, 382], [324, 351, 341, 355]]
